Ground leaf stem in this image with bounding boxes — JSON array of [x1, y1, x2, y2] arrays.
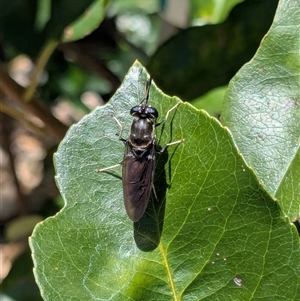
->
[[23, 39, 59, 102]]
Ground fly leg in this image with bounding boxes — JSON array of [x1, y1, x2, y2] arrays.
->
[[96, 163, 121, 173], [111, 115, 126, 142], [159, 139, 184, 154], [155, 101, 184, 152], [152, 138, 183, 203], [156, 101, 181, 127], [151, 184, 159, 201], [95, 114, 126, 173]]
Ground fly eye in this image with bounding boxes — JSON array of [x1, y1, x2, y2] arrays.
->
[[130, 106, 140, 116], [146, 107, 158, 118]]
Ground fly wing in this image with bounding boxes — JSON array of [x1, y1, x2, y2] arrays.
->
[[122, 144, 155, 222]]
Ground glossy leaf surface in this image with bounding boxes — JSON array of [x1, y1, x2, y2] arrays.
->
[[222, 0, 300, 221], [30, 62, 300, 300]]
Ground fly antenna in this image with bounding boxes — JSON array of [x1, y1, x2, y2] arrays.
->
[[144, 76, 152, 105]]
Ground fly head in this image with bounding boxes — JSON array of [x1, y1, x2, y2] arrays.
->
[[130, 105, 158, 119]]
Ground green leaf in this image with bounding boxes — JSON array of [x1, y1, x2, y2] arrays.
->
[[35, 0, 51, 31], [30, 61, 299, 300], [190, 85, 227, 117], [0, 0, 106, 56], [222, 0, 300, 221], [46, 0, 97, 40], [62, 0, 107, 43], [107, 0, 158, 15], [190, 0, 244, 24], [148, 0, 278, 100]]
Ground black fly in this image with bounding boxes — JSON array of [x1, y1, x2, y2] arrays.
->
[[97, 78, 183, 222]]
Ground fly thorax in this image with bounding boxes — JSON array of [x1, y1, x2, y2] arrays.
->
[[132, 147, 150, 157], [129, 118, 155, 147]]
